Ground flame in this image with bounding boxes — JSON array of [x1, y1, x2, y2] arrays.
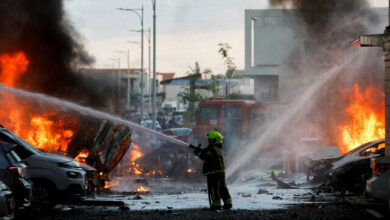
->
[[75, 150, 89, 163], [187, 168, 196, 173], [136, 184, 147, 193], [0, 52, 29, 88], [0, 51, 79, 153], [338, 84, 385, 154], [124, 145, 164, 176], [130, 144, 144, 162]]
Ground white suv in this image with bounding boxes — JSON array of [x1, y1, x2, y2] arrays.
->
[[0, 127, 87, 208]]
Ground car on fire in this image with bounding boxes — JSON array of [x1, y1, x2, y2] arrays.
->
[[306, 139, 385, 184], [0, 142, 32, 209], [0, 181, 14, 219], [0, 127, 87, 208]]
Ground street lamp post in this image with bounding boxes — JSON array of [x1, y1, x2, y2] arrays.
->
[[119, 5, 145, 119], [130, 28, 152, 113], [109, 58, 121, 98], [104, 63, 116, 99], [116, 50, 131, 110], [147, 28, 152, 114], [152, 0, 157, 130]]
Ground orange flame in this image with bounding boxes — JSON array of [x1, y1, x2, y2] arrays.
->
[[130, 144, 144, 162], [0, 51, 79, 153], [136, 184, 147, 193], [0, 52, 29, 88], [338, 84, 385, 154], [75, 150, 89, 163], [187, 168, 196, 173]]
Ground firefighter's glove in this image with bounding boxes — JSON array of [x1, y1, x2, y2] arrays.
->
[[194, 147, 201, 155], [189, 144, 196, 149]]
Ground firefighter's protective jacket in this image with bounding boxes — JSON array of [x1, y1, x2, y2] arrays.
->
[[194, 145, 225, 176]]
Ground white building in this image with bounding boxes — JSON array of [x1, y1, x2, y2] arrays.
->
[[161, 73, 254, 111]]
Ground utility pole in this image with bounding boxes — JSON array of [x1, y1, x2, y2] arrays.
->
[[109, 58, 121, 98], [152, 0, 157, 130], [118, 5, 145, 118], [147, 28, 152, 113], [116, 50, 132, 110], [130, 28, 152, 113], [118, 58, 121, 98]]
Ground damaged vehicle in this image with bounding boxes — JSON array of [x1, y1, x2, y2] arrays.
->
[[306, 139, 385, 183], [0, 181, 14, 219], [308, 139, 385, 193], [0, 127, 87, 208], [0, 142, 32, 209], [366, 156, 390, 202]]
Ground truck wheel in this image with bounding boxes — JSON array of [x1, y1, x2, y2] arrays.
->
[[32, 183, 56, 210]]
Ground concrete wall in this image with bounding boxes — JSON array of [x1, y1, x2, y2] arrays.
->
[[245, 9, 307, 101]]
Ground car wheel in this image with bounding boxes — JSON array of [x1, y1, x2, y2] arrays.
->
[[32, 183, 55, 210]]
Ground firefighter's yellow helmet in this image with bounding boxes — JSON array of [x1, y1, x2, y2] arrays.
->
[[207, 131, 223, 144]]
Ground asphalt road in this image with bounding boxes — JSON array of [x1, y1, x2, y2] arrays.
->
[[14, 202, 388, 220]]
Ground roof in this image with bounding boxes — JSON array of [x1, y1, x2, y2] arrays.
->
[[199, 99, 257, 106], [161, 74, 238, 87], [80, 68, 145, 75], [157, 72, 175, 81]]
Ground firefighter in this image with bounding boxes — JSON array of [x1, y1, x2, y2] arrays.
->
[[190, 131, 232, 210]]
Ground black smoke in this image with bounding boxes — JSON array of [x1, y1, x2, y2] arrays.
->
[[267, 0, 385, 146], [0, 0, 111, 108]]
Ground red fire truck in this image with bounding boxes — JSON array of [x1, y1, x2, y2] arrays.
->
[[193, 98, 265, 149]]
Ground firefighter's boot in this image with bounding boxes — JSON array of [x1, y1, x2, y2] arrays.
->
[[223, 198, 232, 210]]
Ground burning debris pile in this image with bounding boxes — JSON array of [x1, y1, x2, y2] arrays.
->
[[111, 141, 202, 180]]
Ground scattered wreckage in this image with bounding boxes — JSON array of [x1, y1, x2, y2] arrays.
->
[[272, 139, 386, 194]]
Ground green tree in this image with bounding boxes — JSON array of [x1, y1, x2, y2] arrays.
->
[[177, 62, 211, 123], [218, 43, 237, 96]]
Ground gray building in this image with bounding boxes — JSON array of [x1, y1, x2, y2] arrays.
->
[[245, 9, 308, 101]]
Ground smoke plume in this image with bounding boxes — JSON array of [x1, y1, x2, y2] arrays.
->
[[227, 0, 386, 178], [0, 0, 111, 108]]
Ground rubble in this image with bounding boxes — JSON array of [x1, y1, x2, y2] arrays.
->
[[271, 171, 297, 189], [257, 189, 269, 194]]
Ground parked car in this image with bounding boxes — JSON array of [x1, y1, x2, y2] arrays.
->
[[140, 120, 162, 131], [80, 163, 99, 195], [0, 181, 15, 219], [168, 115, 183, 128], [171, 110, 185, 117], [0, 142, 32, 208], [0, 127, 87, 208], [163, 128, 192, 143], [366, 156, 390, 201], [306, 139, 385, 183]]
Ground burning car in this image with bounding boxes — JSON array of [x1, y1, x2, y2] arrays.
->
[[306, 139, 385, 183]]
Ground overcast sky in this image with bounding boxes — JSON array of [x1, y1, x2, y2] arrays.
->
[[64, 0, 388, 76]]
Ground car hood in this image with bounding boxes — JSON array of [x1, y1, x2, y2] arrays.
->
[[29, 153, 74, 164]]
